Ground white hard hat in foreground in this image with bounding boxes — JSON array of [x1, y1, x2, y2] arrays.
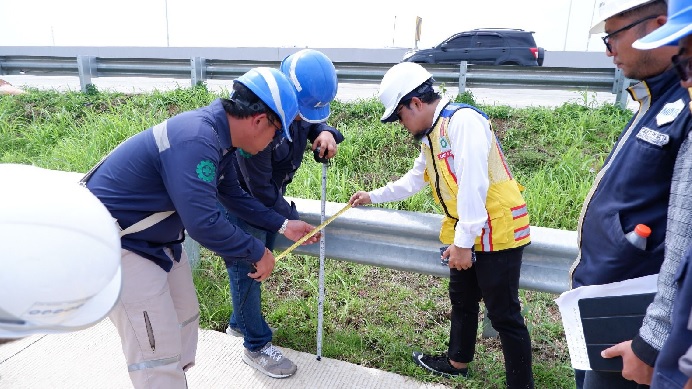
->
[[0, 164, 121, 339]]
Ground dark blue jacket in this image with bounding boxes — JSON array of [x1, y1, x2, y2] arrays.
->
[[651, 247, 692, 388], [87, 99, 284, 271], [234, 120, 344, 220], [572, 68, 692, 288]]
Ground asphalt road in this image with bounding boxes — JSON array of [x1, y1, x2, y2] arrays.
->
[[1, 74, 638, 111]]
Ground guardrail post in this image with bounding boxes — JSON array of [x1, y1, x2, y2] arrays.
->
[[458, 61, 468, 93], [612, 68, 630, 109], [77, 55, 97, 93], [191, 57, 206, 87]]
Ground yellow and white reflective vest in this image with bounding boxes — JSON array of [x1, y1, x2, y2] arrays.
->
[[422, 103, 530, 251]]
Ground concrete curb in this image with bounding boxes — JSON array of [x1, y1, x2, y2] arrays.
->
[[0, 320, 449, 389]]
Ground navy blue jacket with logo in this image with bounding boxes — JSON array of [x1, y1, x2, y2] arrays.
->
[[234, 120, 344, 221], [571, 68, 692, 288], [87, 99, 283, 272]]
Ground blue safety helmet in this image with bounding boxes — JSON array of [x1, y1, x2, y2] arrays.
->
[[633, 0, 692, 49], [234, 67, 299, 142], [280, 49, 338, 123]]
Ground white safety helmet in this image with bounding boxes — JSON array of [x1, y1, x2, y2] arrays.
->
[[590, 0, 659, 34], [378, 62, 433, 123], [0, 164, 121, 339]]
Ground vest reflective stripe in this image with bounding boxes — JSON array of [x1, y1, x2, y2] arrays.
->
[[128, 355, 181, 372], [422, 103, 530, 251], [153, 121, 171, 153], [515, 224, 531, 241], [511, 204, 528, 219], [180, 312, 199, 328]]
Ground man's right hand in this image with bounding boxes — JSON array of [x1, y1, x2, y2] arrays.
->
[[601, 340, 653, 384], [248, 248, 275, 282], [349, 191, 372, 207]]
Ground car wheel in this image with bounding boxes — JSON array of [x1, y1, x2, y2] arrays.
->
[[537, 48, 545, 66]]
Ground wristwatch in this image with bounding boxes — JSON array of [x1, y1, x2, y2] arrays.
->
[[278, 219, 289, 235]]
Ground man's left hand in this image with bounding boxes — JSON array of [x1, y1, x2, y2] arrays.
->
[[601, 340, 653, 384], [312, 131, 338, 159], [443, 245, 474, 271], [284, 220, 321, 244]]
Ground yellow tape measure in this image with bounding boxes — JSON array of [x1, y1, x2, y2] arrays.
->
[[275, 203, 352, 260]]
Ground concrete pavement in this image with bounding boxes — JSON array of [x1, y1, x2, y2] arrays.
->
[[0, 319, 449, 389]]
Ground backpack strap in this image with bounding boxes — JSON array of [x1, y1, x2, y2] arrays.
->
[[79, 144, 176, 237], [116, 211, 176, 237]]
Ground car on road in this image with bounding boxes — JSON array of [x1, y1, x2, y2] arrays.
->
[[402, 28, 545, 66]]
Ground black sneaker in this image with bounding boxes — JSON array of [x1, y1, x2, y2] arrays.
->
[[412, 351, 469, 378]]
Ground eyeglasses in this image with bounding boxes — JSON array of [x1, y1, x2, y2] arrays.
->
[[394, 105, 405, 121], [672, 54, 692, 82], [601, 15, 658, 53], [266, 116, 283, 136], [392, 99, 411, 122]]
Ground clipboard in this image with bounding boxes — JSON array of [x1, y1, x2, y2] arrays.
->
[[578, 292, 656, 371]]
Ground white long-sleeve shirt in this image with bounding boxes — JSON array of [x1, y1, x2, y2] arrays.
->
[[369, 98, 492, 248]]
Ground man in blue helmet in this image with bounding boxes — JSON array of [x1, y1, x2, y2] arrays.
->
[[84, 67, 319, 389], [218, 49, 344, 379]]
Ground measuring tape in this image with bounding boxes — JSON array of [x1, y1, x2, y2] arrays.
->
[[275, 203, 352, 260]]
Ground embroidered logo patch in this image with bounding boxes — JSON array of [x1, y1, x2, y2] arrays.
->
[[196, 160, 216, 182], [636, 127, 670, 147], [656, 99, 684, 126], [437, 150, 453, 160]]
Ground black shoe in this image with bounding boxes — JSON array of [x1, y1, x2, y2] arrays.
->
[[411, 351, 469, 378]]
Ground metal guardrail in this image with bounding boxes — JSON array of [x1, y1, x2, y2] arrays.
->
[[0, 54, 632, 108], [42, 173, 575, 295], [209, 197, 576, 295]]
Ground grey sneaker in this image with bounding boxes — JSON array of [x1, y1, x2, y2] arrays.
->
[[242, 342, 297, 378], [226, 326, 243, 337], [225, 325, 276, 338]]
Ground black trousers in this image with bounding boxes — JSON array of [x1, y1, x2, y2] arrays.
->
[[448, 247, 534, 389]]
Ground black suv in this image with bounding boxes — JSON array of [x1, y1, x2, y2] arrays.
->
[[402, 28, 545, 66]]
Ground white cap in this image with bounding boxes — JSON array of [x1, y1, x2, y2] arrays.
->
[[590, 0, 659, 34]]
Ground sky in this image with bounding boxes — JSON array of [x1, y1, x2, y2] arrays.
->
[[0, 0, 606, 52]]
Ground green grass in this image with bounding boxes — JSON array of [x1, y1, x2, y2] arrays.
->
[[0, 84, 632, 388]]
